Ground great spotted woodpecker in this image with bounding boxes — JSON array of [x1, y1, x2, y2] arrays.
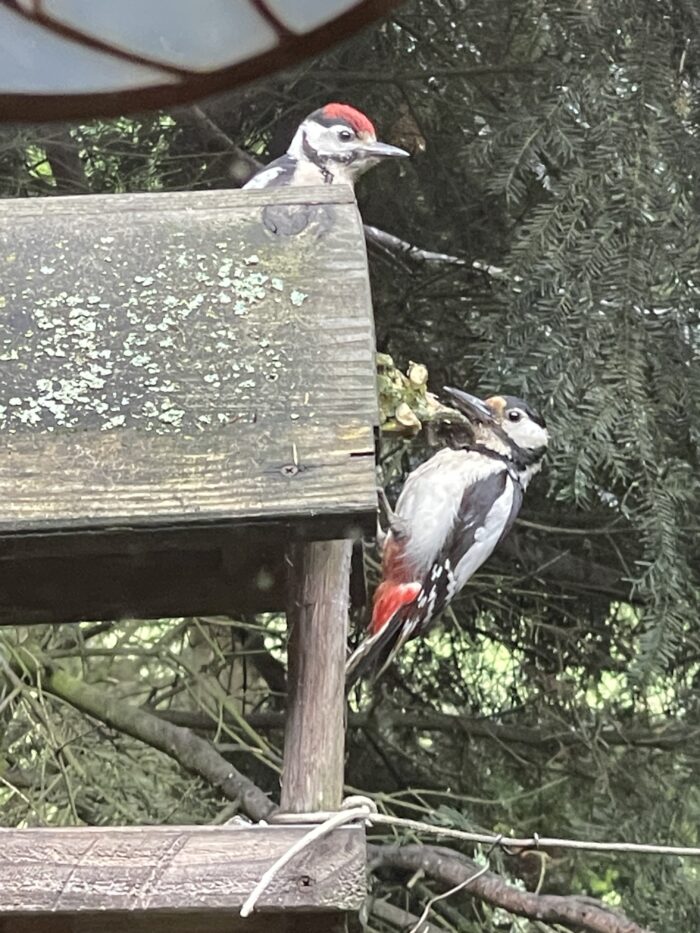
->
[[243, 102, 408, 190], [346, 389, 549, 686]]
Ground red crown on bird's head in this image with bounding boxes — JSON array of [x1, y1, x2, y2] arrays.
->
[[321, 102, 376, 137]]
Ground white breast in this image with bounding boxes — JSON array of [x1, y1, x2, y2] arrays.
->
[[281, 160, 328, 185], [394, 448, 506, 576]]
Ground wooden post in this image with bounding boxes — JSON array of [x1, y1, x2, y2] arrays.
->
[[282, 539, 353, 932], [282, 539, 352, 812]]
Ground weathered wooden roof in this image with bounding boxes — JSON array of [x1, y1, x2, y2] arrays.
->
[[0, 186, 377, 622]]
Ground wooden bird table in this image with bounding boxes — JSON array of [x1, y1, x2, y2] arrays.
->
[[0, 185, 377, 931]]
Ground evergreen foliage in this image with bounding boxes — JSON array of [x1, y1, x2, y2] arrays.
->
[[1, 1, 699, 930]]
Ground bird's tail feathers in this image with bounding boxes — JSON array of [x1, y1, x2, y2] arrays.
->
[[345, 601, 419, 690], [346, 557, 458, 689]]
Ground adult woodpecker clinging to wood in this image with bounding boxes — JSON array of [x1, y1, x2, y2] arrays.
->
[[346, 389, 549, 687], [243, 102, 409, 190]]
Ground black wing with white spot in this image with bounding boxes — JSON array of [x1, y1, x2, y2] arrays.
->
[[243, 155, 297, 189], [411, 468, 513, 630]]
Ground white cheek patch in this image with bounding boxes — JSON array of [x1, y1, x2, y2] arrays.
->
[[525, 422, 548, 447], [288, 120, 323, 159], [292, 121, 358, 160], [305, 121, 327, 148], [309, 122, 341, 153], [509, 419, 548, 449]]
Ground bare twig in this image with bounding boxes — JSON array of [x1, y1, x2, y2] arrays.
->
[[364, 224, 467, 266], [408, 862, 491, 933], [187, 106, 262, 184], [363, 224, 507, 278], [370, 897, 443, 933]]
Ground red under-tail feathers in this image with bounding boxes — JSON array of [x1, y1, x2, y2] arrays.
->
[[346, 585, 422, 689], [369, 535, 418, 631], [345, 534, 422, 687], [370, 580, 421, 634], [346, 560, 422, 688]]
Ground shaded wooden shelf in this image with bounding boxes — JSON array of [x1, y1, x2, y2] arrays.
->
[[0, 186, 378, 624], [0, 823, 366, 933]]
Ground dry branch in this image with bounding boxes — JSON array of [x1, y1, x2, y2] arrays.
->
[[45, 667, 277, 821], [153, 701, 695, 752], [363, 223, 467, 267], [184, 105, 263, 185], [371, 844, 653, 933], [0, 644, 276, 821]]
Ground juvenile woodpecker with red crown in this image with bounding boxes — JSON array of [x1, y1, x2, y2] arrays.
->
[[346, 389, 549, 686], [243, 102, 408, 190]]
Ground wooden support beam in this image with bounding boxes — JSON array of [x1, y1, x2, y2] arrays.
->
[[0, 915, 338, 933], [0, 824, 365, 930], [1, 915, 337, 933], [282, 540, 352, 813], [281, 539, 354, 933]]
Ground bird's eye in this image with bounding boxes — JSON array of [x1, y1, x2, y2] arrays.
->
[[508, 410, 522, 422], [338, 129, 354, 141]]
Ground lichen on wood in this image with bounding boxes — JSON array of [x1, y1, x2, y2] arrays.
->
[[0, 186, 378, 623]]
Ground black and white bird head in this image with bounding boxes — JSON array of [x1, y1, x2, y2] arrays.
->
[[290, 103, 408, 180], [244, 102, 408, 189], [444, 387, 549, 483]]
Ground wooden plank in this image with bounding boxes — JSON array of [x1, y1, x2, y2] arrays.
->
[[282, 541, 351, 812], [0, 824, 366, 916], [0, 525, 284, 624], [1, 186, 358, 215], [0, 186, 378, 621], [0, 518, 369, 626], [0, 912, 339, 933], [0, 186, 377, 534], [0, 421, 375, 533]]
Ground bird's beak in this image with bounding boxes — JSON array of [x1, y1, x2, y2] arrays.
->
[[360, 141, 410, 159], [443, 387, 495, 424]]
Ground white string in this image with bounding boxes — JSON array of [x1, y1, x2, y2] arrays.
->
[[240, 795, 700, 918], [268, 797, 700, 858], [239, 798, 375, 917]]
